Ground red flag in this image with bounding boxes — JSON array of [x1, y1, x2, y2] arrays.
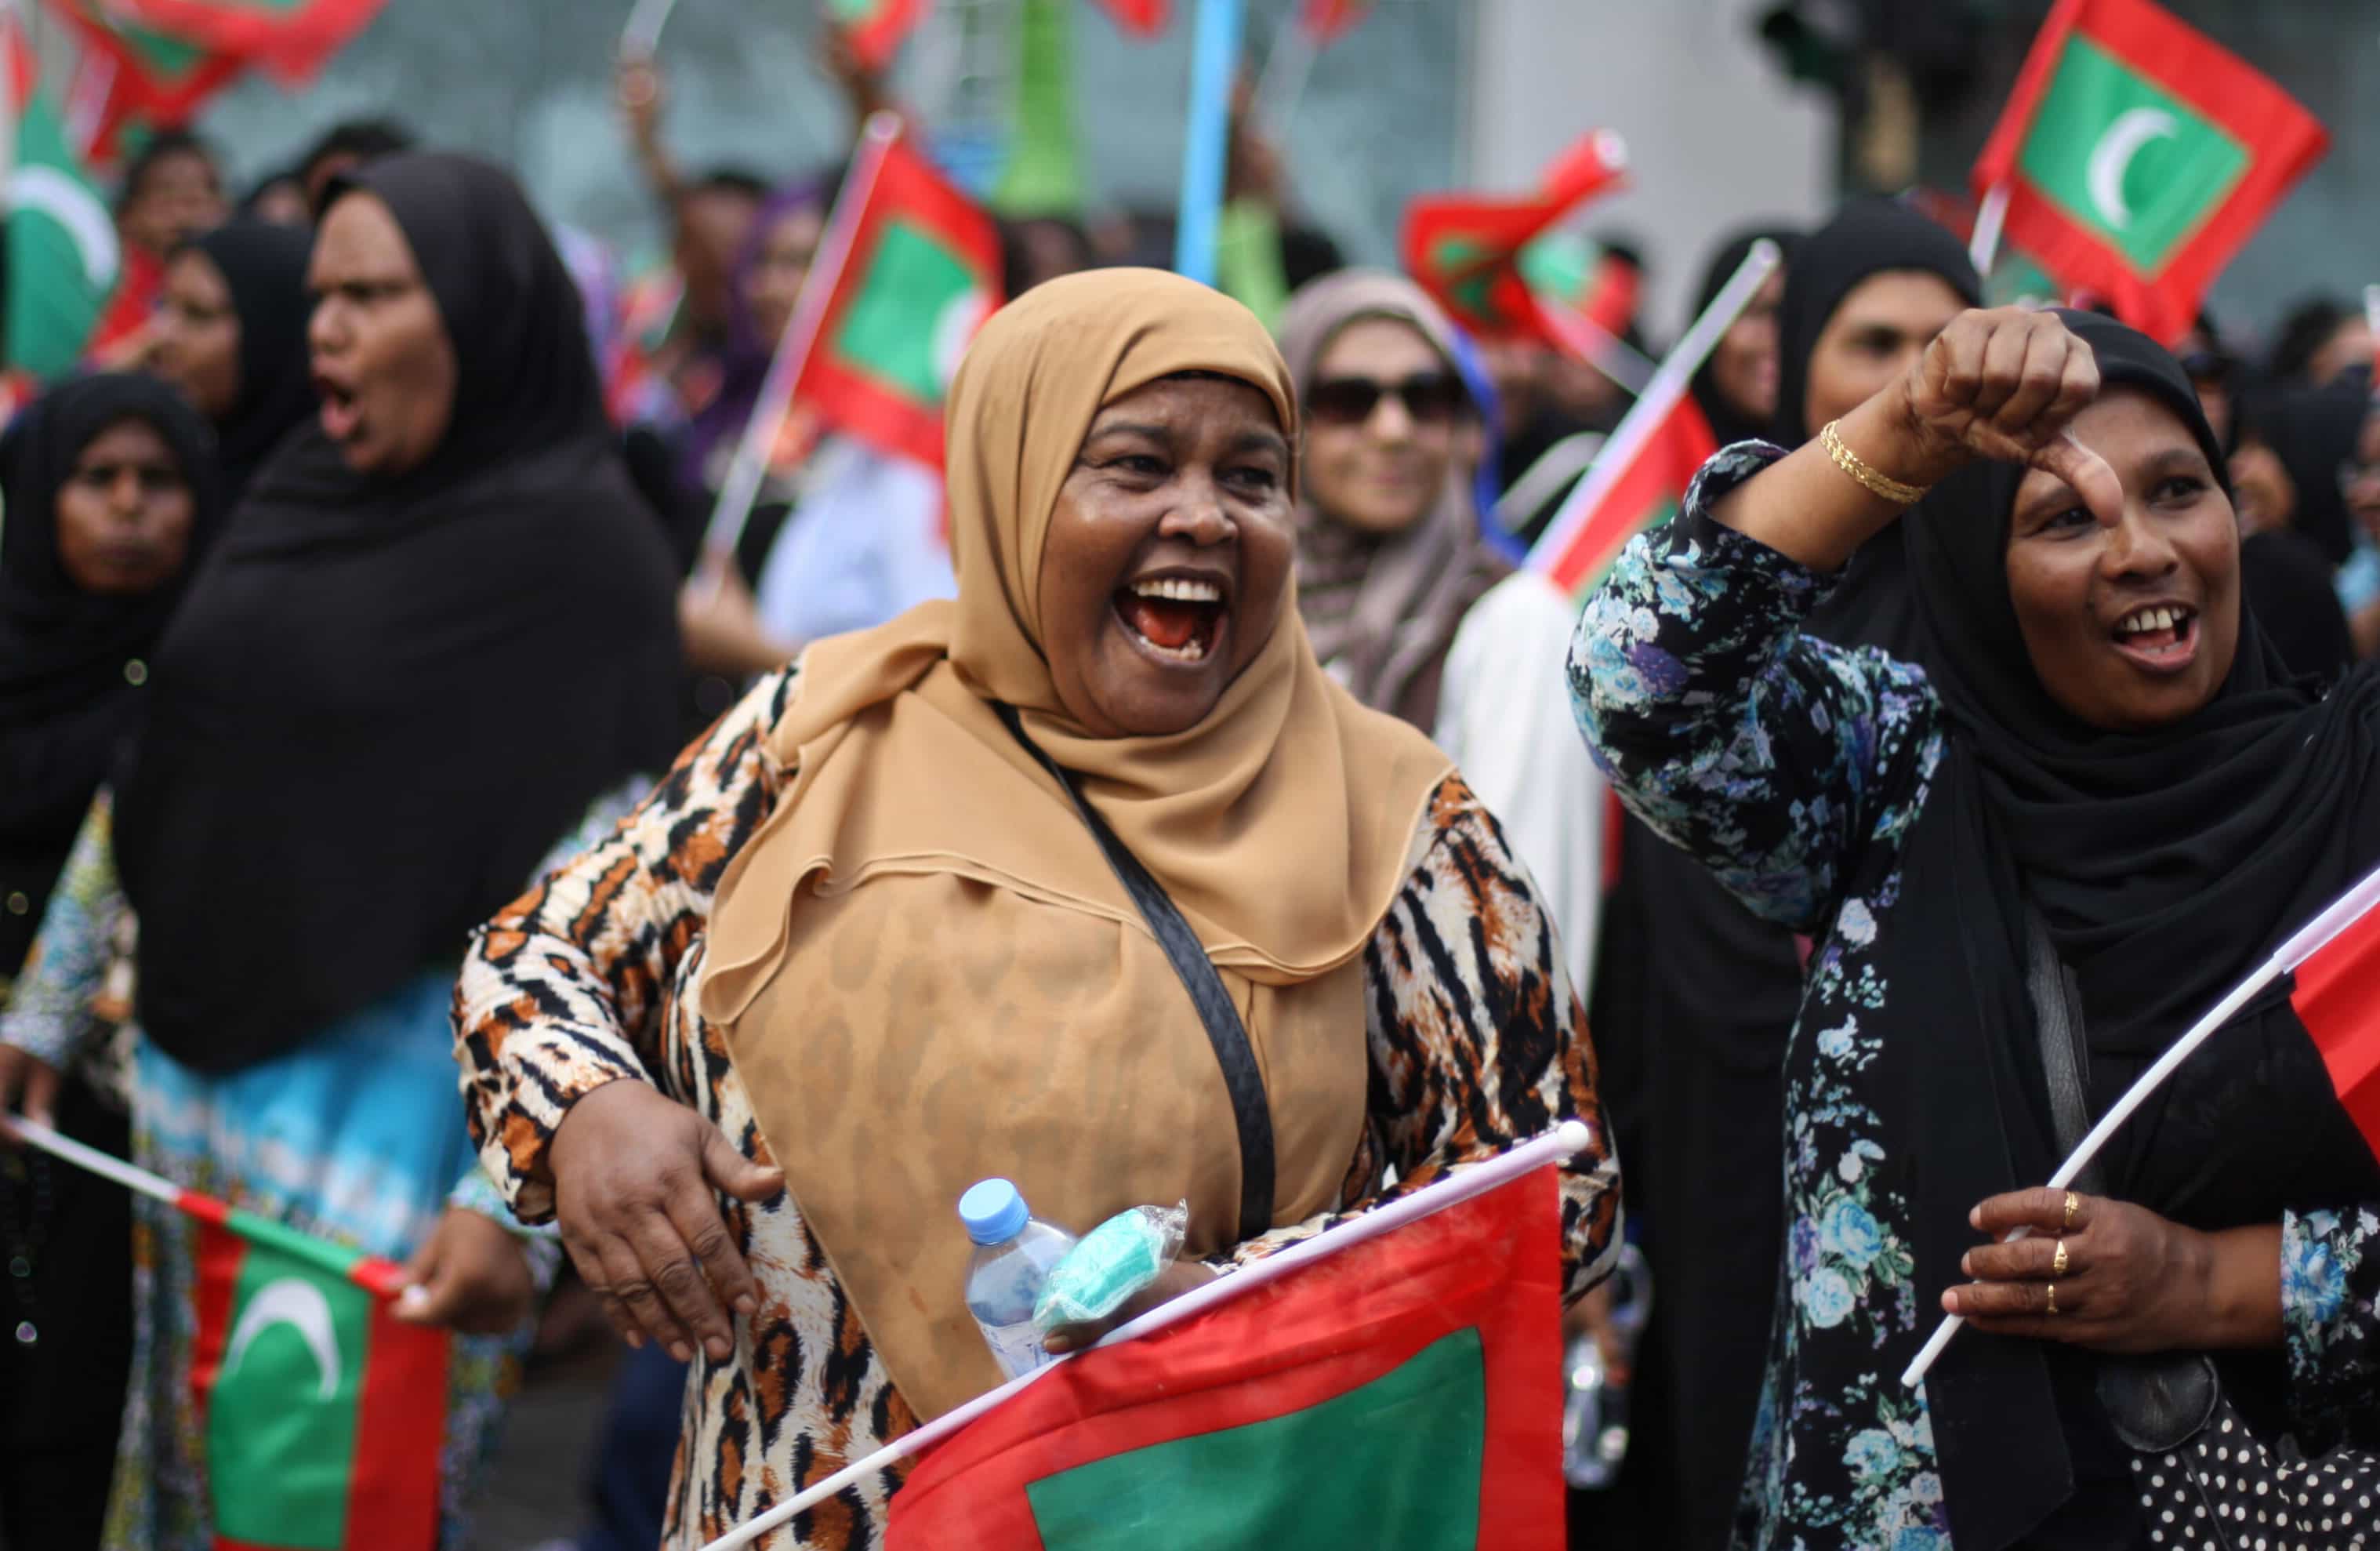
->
[[2288, 887, 2380, 1162], [885, 1161, 1568, 1547], [1533, 395, 1715, 602], [793, 135, 1002, 469], [1090, 0, 1166, 35], [1297, 0, 1369, 45], [1970, 0, 2324, 346], [1402, 130, 1628, 345], [829, 0, 929, 72]]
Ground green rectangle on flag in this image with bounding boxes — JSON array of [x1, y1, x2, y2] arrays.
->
[[2016, 34, 2248, 274], [208, 1244, 373, 1549], [1023, 1327, 1486, 1548], [830, 218, 981, 405]]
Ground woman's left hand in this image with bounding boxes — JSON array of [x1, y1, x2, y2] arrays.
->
[[394, 1206, 538, 1335], [1040, 1261, 1220, 1356], [1945, 1188, 2218, 1354]]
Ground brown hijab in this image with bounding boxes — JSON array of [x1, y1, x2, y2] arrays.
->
[[1279, 269, 1508, 731], [700, 267, 1452, 1420]]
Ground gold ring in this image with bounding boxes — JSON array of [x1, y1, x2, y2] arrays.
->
[[2063, 1191, 2080, 1230], [2052, 1238, 2070, 1277], [2046, 1283, 2059, 1317]]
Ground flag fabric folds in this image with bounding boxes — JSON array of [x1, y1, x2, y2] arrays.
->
[[883, 1160, 1568, 1549], [45, 0, 385, 139], [4, 17, 122, 378], [185, 1195, 448, 1551], [2287, 881, 2380, 1164], [1530, 394, 1716, 603], [1402, 131, 1628, 346], [794, 135, 1002, 470], [1970, 0, 2325, 345]]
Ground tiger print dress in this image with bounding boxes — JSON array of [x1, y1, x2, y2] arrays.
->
[[451, 662, 1621, 1548]]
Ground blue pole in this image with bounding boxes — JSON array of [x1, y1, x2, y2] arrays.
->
[[1172, 0, 1243, 285]]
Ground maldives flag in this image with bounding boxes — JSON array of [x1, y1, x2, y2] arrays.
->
[[1970, 0, 2325, 346], [2286, 883, 2380, 1161], [1298, 0, 1370, 45], [796, 136, 1001, 470], [884, 1159, 1567, 1547], [1521, 233, 1642, 343], [4, 24, 122, 377], [188, 1198, 448, 1551], [1402, 130, 1627, 345], [1090, 0, 1166, 35], [827, 0, 927, 72], [1529, 394, 1715, 602]]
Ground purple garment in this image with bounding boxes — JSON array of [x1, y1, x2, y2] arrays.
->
[[680, 178, 829, 492]]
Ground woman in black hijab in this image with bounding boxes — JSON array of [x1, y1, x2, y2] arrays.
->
[[0, 373, 219, 1550], [150, 217, 315, 501], [3, 154, 680, 1547], [1689, 225, 1797, 449], [1574, 304, 2380, 1548]]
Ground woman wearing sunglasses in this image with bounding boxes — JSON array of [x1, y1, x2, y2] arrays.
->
[[1278, 270, 1605, 997]]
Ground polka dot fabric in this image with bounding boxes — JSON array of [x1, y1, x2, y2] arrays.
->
[[2130, 1404, 2380, 1548]]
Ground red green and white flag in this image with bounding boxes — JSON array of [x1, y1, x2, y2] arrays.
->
[[795, 133, 1001, 470], [188, 1195, 448, 1551], [883, 1148, 1570, 1548], [1529, 394, 1715, 602], [47, 0, 383, 135], [1090, 0, 1165, 35], [826, 0, 927, 72], [1520, 233, 1643, 344], [4, 17, 122, 377], [1402, 130, 1628, 345], [1970, 0, 2325, 346], [1297, 0, 1369, 45]]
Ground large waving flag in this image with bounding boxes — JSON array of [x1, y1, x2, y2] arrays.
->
[[13, 1121, 449, 1551], [4, 13, 122, 378], [47, 0, 385, 136], [794, 132, 1001, 470], [1971, 0, 2325, 345], [1905, 859, 2380, 1387], [695, 1124, 1596, 1551], [1402, 131, 1628, 346]]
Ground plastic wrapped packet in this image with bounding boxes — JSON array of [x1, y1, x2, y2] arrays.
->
[[1032, 1200, 1188, 1336]]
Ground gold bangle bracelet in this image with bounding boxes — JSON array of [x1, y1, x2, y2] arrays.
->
[[1820, 420, 1930, 506]]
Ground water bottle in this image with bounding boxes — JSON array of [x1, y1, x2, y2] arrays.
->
[[959, 1179, 1078, 1381]]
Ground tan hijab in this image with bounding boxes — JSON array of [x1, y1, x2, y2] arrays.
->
[[701, 268, 1453, 1420]]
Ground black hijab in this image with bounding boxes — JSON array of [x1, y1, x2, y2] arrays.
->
[[1880, 312, 2380, 1546], [2, 374, 223, 975], [180, 220, 315, 502], [2258, 376, 2367, 568], [1777, 198, 1980, 653], [1687, 224, 1796, 449], [114, 154, 680, 1073]]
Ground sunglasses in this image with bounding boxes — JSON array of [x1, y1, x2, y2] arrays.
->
[[1306, 372, 1468, 427]]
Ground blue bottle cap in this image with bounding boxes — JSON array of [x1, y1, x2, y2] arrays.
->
[[958, 1178, 1031, 1246]]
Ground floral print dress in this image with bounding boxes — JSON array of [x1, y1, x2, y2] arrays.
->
[[1568, 443, 2380, 1550]]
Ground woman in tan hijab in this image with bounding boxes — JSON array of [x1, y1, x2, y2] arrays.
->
[[453, 268, 1618, 1546]]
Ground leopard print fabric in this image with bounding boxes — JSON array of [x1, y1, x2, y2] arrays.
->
[[452, 663, 1620, 1548]]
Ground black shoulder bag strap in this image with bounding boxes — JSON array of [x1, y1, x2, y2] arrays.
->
[[994, 703, 1276, 1243]]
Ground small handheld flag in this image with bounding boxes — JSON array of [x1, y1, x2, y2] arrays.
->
[[1903, 858, 2380, 1388], [1525, 239, 1781, 601], [1969, 0, 2325, 345], [698, 1121, 1597, 1551], [13, 1120, 449, 1551], [1402, 130, 1629, 347]]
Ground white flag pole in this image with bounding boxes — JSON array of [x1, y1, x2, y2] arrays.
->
[[1900, 856, 2380, 1389], [690, 111, 902, 590], [9, 1118, 184, 1208], [618, 0, 680, 61], [1969, 182, 2010, 278], [1535, 300, 1656, 398], [694, 1118, 1598, 1551], [1524, 238, 1781, 577]]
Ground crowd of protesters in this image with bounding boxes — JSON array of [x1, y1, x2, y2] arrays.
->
[[3, 24, 2380, 1551]]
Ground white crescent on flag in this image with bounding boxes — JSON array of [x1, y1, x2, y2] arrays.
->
[[2085, 107, 2179, 231], [7, 163, 120, 290], [223, 1277, 342, 1400]]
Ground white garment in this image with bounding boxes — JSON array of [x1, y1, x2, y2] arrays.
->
[[753, 436, 957, 645], [1434, 570, 1607, 996]]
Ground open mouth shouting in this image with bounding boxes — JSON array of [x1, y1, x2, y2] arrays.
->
[[1113, 572, 1230, 666], [2110, 601, 2199, 674]]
